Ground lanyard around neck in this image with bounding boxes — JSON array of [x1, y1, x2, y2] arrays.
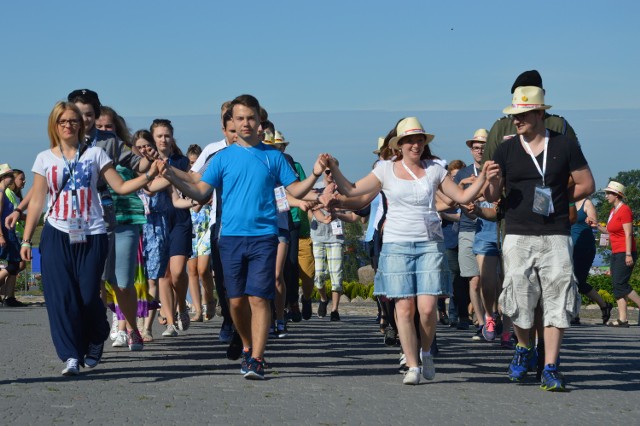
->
[[401, 160, 434, 210], [521, 130, 549, 186], [59, 146, 81, 213], [608, 202, 624, 224]]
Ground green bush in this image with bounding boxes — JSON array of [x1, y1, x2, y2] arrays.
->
[[307, 280, 375, 302], [585, 273, 639, 307]]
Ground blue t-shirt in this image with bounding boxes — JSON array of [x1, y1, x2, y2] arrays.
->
[[201, 143, 298, 237], [453, 164, 478, 232]]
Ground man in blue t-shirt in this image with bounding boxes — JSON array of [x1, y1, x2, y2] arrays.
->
[[158, 94, 326, 380]]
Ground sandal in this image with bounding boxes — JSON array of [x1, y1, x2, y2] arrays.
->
[[607, 319, 629, 328], [204, 301, 217, 321], [190, 311, 203, 322], [157, 314, 167, 326]]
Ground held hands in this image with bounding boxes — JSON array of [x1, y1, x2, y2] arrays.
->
[[312, 154, 329, 177], [482, 161, 501, 183], [156, 159, 172, 179]]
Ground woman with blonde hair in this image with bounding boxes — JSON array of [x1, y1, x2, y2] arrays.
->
[[20, 101, 157, 375]]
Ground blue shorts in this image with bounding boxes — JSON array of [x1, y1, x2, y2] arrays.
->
[[168, 209, 192, 258], [473, 238, 500, 256], [374, 240, 452, 298], [218, 235, 278, 300], [113, 224, 140, 289]]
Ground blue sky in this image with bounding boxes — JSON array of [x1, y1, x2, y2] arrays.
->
[[2, 0, 639, 191]]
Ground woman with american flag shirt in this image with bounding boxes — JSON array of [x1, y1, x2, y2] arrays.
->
[[19, 101, 159, 377]]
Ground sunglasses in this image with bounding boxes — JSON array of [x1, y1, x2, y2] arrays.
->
[[324, 170, 331, 175]]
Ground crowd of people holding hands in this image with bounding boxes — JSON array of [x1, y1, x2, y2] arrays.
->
[[0, 70, 636, 391]]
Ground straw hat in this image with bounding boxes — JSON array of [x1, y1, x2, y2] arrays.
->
[[0, 164, 14, 179], [604, 181, 626, 198], [263, 130, 275, 145], [388, 117, 434, 150], [274, 130, 289, 146], [465, 129, 488, 148], [503, 86, 552, 115], [373, 137, 384, 155]]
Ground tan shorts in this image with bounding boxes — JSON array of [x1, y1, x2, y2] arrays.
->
[[499, 234, 579, 329]]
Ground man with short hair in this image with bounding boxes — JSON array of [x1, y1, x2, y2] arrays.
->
[[485, 86, 595, 391], [454, 131, 486, 340], [158, 94, 326, 379]]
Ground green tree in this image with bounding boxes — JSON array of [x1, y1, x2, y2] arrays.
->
[[342, 220, 368, 282]]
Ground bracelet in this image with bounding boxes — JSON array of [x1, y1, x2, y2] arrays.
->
[[626, 254, 632, 257], [21, 242, 31, 248], [14, 207, 23, 214], [145, 171, 151, 181], [312, 171, 321, 178], [22, 239, 32, 245]]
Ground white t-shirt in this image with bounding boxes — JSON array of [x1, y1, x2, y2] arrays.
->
[[33, 146, 112, 234], [371, 160, 447, 243], [191, 139, 228, 224]]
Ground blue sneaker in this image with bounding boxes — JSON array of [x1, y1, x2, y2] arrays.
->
[[240, 348, 251, 374], [85, 342, 104, 369], [244, 357, 266, 380], [540, 364, 566, 392], [508, 345, 534, 382]]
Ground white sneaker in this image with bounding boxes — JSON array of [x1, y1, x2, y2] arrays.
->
[[62, 358, 79, 376], [403, 367, 420, 385], [109, 312, 119, 341], [162, 324, 178, 337], [112, 330, 128, 347], [422, 354, 435, 380]]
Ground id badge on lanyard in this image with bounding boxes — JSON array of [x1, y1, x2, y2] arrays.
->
[[522, 132, 554, 216], [274, 185, 290, 212], [331, 219, 343, 236], [61, 147, 87, 244]]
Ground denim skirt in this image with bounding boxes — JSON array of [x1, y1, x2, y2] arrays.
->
[[374, 240, 452, 298]]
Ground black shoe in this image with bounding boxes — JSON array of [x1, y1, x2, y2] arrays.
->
[[438, 310, 449, 325], [601, 302, 613, 325], [330, 311, 340, 322], [317, 300, 329, 318], [384, 328, 397, 346], [226, 331, 243, 360], [301, 298, 312, 320], [4, 297, 26, 307], [290, 303, 302, 323], [570, 316, 581, 325]]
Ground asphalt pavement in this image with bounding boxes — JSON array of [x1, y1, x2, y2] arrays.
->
[[0, 301, 639, 425]]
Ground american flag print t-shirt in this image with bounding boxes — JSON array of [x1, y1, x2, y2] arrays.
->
[[32, 146, 112, 235]]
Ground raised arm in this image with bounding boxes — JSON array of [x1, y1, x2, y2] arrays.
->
[[158, 159, 213, 203], [101, 161, 159, 196], [285, 155, 325, 199]]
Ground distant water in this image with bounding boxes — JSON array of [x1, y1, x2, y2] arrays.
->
[[3, 108, 637, 194]]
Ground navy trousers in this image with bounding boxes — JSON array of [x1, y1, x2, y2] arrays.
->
[[40, 223, 109, 362]]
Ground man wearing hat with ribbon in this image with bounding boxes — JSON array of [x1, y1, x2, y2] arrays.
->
[[482, 70, 578, 165], [485, 86, 595, 391], [454, 129, 488, 340]]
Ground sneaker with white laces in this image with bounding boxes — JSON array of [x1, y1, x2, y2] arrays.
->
[[177, 311, 190, 331], [109, 312, 119, 341], [62, 358, 80, 376], [162, 324, 178, 337], [403, 367, 420, 385], [112, 330, 128, 348], [422, 353, 436, 380], [128, 330, 144, 351]]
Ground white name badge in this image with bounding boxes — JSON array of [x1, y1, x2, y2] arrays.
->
[[68, 217, 87, 244], [331, 220, 343, 236], [532, 185, 554, 216], [599, 233, 609, 247], [274, 186, 290, 213]]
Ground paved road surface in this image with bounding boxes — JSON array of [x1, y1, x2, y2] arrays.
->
[[0, 302, 639, 424]]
